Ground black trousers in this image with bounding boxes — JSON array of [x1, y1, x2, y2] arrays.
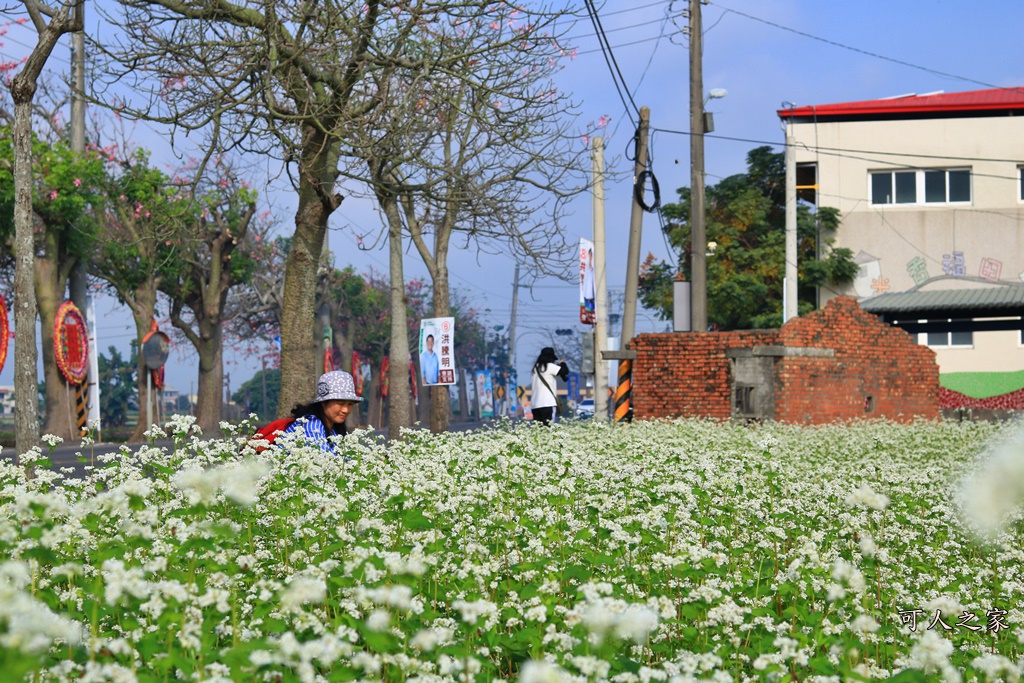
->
[[533, 406, 555, 425]]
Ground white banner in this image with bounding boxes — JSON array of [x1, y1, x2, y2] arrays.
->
[[418, 317, 456, 385], [580, 237, 595, 324]]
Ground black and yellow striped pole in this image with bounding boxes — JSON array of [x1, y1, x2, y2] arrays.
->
[[613, 359, 633, 424], [74, 383, 89, 436]]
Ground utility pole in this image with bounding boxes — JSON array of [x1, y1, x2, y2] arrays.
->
[[69, 2, 101, 435], [508, 265, 519, 370], [784, 114, 798, 322], [689, 0, 707, 332], [592, 136, 608, 421], [612, 108, 649, 425], [620, 107, 649, 349]]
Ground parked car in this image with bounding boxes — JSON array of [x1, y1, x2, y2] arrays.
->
[[574, 398, 595, 419]]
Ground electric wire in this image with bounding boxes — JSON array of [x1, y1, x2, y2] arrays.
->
[[709, 2, 1011, 93], [582, 0, 640, 125]]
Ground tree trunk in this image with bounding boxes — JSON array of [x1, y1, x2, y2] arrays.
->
[[127, 283, 159, 442], [382, 197, 410, 442], [37, 254, 76, 440], [9, 0, 79, 457], [12, 97, 40, 456], [193, 319, 224, 435], [330, 317, 358, 427], [429, 259, 452, 433], [278, 128, 341, 417]]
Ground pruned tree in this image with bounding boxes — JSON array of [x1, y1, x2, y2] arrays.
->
[[90, 0, 515, 422], [344, 2, 592, 434], [90, 147, 192, 441], [6, 0, 83, 453], [158, 161, 258, 434]]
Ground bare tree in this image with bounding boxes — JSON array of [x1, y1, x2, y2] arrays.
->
[[8, 0, 83, 453], [159, 161, 257, 434], [345, 3, 592, 434], [90, 147, 189, 441], [90, 0, 458, 418]]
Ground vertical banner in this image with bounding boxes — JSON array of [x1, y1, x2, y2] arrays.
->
[[465, 369, 477, 417], [567, 372, 580, 403], [351, 351, 364, 396], [476, 369, 494, 418], [507, 370, 518, 417], [580, 237, 596, 324], [419, 317, 456, 385]]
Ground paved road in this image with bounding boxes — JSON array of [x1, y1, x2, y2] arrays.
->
[[2, 418, 506, 479]]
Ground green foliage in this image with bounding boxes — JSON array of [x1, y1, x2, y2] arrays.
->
[[92, 149, 194, 303], [639, 146, 858, 329], [0, 126, 107, 258], [232, 368, 281, 418], [98, 344, 138, 427]]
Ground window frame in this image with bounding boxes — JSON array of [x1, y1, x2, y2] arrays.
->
[[921, 330, 974, 348], [870, 168, 973, 206]]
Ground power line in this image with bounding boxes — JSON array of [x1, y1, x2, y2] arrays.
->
[[709, 2, 1008, 93], [582, 0, 640, 125], [653, 126, 1024, 184]]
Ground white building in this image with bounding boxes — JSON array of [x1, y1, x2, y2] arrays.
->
[[779, 88, 1024, 382]]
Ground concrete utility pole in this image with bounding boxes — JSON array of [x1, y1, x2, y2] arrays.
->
[[620, 106, 649, 348], [508, 264, 520, 377], [689, 0, 707, 332], [784, 114, 798, 322], [592, 136, 608, 420], [69, 2, 101, 433]]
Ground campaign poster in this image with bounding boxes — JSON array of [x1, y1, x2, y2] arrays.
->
[[507, 370, 518, 417], [580, 237, 596, 324], [465, 369, 477, 417], [419, 317, 456, 385], [476, 369, 494, 418]]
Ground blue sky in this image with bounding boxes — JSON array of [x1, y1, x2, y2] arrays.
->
[[2, 0, 1023, 393]]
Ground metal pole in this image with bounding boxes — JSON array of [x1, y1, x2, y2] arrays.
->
[[146, 371, 152, 429], [784, 118, 798, 321], [593, 136, 608, 420], [689, 0, 707, 332]]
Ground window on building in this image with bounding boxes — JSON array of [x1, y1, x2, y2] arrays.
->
[[871, 169, 971, 205], [923, 330, 973, 347], [1019, 166, 1024, 201]]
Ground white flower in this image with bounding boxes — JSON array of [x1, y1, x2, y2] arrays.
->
[[614, 605, 659, 643], [42, 433, 64, 447], [410, 627, 453, 651], [850, 614, 880, 634], [845, 483, 890, 510], [366, 609, 390, 632], [907, 630, 959, 683], [958, 426, 1024, 538], [970, 653, 1020, 682], [519, 660, 571, 683], [280, 576, 326, 610], [452, 598, 497, 625]]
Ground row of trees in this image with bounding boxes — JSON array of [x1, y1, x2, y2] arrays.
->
[[5, 0, 596, 447]]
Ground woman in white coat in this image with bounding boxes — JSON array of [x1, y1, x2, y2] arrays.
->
[[530, 347, 569, 426]]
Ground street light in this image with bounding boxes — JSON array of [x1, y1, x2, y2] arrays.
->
[[702, 88, 728, 133]]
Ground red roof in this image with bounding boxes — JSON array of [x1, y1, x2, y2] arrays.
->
[[777, 87, 1024, 119]]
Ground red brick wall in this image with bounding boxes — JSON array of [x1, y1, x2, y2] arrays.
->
[[632, 330, 780, 420], [631, 296, 939, 423]]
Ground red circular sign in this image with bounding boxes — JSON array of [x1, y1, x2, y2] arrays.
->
[[54, 301, 88, 385]]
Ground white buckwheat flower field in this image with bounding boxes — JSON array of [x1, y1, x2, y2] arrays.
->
[[2, 416, 1024, 682]]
